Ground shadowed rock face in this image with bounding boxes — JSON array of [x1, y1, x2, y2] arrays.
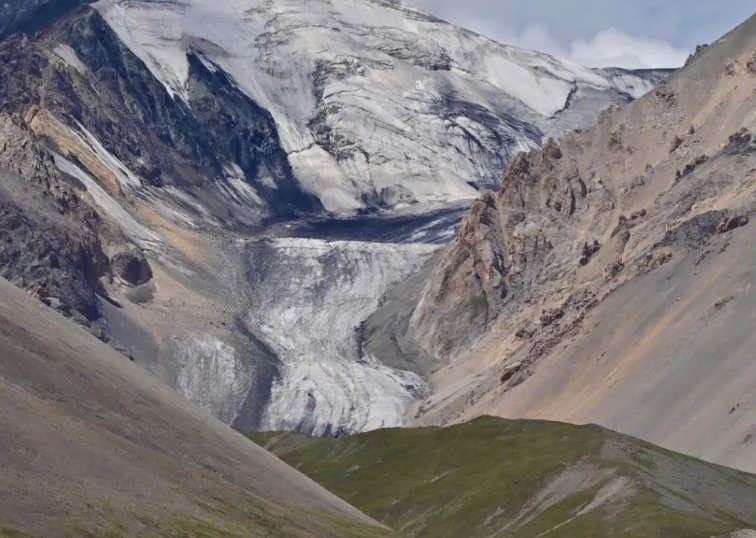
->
[[111, 249, 152, 285], [0, 113, 112, 335], [0, 8, 319, 222], [409, 11, 756, 474], [0, 0, 80, 37]]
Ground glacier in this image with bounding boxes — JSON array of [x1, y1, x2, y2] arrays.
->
[[0, 0, 672, 437], [94, 0, 668, 214], [235, 236, 437, 435]]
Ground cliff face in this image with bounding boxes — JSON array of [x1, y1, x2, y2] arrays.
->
[[411, 12, 756, 473], [410, 138, 602, 360], [0, 113, 114, 335]]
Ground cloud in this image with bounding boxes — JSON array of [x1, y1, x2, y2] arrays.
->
[[569, 28, 690, 69], [500, 23, 689, 69], [408, 0, 755, 69]]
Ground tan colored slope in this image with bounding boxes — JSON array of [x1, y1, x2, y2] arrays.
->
[[0, 277, 389, 538], [419, 220, 756, 473], [411, 13, 756, 473]]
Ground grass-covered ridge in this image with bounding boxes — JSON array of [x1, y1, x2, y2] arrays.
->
[[250, 417, 756, 538]]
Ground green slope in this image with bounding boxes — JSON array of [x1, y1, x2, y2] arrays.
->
[[250, 417, 756, 538]]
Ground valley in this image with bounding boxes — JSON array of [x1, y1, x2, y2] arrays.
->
[[0, 0, 668, 437], [2, 0, 756, 536]]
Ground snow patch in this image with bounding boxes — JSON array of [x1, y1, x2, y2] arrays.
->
[[54, 44, 89, 75], [53, 154, 163, 253], [74, 122, 143, 191], [168, 332, 253, 424]]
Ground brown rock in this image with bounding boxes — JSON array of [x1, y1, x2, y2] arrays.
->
[[718, 215, 749, 233]]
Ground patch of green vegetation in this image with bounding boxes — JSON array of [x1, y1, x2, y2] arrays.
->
[[250, 417, 755, 538], [0, 526, 34, 538], [81, 515, 400, 538], [75, 490, 402, 538], [469, 293, 489, 320]]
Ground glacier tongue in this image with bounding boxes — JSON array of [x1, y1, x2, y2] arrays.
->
[[94, 0, 669, 214], [240, 237, 437, 435]]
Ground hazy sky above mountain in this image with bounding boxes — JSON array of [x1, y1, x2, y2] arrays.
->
[[410, 0, 755, 69]]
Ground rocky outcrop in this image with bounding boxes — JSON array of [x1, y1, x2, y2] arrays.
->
[[0, 113, 112, 334], [411, 136, 608, 359], [409, 11, 756, 475], [110, 249, 152, 285]]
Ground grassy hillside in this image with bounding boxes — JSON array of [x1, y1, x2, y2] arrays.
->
[[251, 417, 756, 538]]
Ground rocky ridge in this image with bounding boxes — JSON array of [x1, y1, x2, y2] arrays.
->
[[407, 11, 756, 474]]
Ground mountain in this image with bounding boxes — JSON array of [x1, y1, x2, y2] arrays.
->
[[1, 0, 670, 212], [0, 0, 669, 437], [93, 0, 668, 213], [252, 416, 756, 538], [0, 275, 397, 538], [403, 11, 756, 473]]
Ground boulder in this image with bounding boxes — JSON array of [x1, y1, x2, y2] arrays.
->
[[111, 250, 152, 286]]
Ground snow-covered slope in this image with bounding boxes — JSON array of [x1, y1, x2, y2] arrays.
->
[[95, 0, 668, 213], [0, 0, 671, 438]]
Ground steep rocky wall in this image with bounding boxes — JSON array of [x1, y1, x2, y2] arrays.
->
[[0, 113, 113, 335], [0, 6, 321, 338], [1, 8, 319, 222]]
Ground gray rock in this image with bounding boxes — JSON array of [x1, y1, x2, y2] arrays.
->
[[111, 249, 152, 286]]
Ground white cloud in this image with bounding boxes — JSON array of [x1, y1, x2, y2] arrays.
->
[[569, 28, 690, 69], [515, 23, 568, 57], [499, 23, 689, 70], [410, 0, 755, 67]]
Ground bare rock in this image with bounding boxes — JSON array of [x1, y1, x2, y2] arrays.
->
[[604, 261, 625, 281], [111, 250, 153, 286], [540, 309, 565, 327], [747, 52, 756, 76], [669, 135, 683, 153], [580, 240, 601, 266], [718, 215, 749, 234]]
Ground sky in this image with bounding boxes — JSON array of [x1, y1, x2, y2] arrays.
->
[[410, 0, 756, 69]]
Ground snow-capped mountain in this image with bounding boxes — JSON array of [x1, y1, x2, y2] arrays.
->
[[0, 0, 671, 437], [95, 0, 667, 213]]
